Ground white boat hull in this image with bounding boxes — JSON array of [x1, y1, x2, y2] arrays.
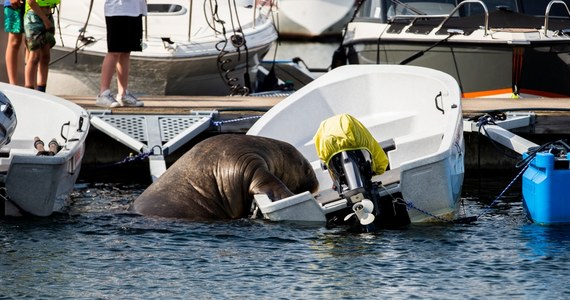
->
[[275, 0, 356, 38], [0, 83, 89, 216], [49, 0, 278, 96], [248, 64, 464, 223]]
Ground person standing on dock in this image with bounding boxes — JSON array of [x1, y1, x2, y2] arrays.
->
[[3, 0, 25, 85], [23, 0, 58, 92], [95, 0, 146, 108]]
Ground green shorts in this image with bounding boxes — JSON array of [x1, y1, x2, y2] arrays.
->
[[24, 10, 55, 50], [4, 6, 24, 34]]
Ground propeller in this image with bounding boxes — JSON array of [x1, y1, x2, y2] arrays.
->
[[344, 199, 375, 225]]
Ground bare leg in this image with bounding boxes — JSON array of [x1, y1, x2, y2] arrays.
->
[[36, 44, 51, 90], [115, 52, 131, 97], [99, 52, 120, 94], [25, 49, 40, 89], [5, 33, 23, 85]]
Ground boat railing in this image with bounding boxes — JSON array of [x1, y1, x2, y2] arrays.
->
[[437, 0, 488, 36], [389, 0, 489, 36], [544, 0, 570, 36]]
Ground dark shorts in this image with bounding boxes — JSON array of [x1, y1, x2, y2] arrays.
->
[[4, 6, 24, 34], [106, 15, 143, 52], [24, 10, 55, 50]]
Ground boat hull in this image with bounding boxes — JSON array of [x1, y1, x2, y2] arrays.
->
[[0, 83, 89, 216], [346, 38, 570, 98], [248, 64, 464, 223], [49, 43, 272, 96], [48, 0, 278, 96], [276, 0, 356, 38], [342, 3, 570, 98]]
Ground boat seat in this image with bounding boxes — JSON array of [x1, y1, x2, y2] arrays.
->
[[379, 138, 396, 153], [389, 131, 443, 169]]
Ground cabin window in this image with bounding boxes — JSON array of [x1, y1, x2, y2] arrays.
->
[[459, 0, 518, 15], [386, 0, 457, 17], [520, 0, 570, 17], [147, 4, 185, 14]]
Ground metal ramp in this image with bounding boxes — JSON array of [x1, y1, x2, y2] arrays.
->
[[464, 112, 538, 155], [89, 110, 216, 182]]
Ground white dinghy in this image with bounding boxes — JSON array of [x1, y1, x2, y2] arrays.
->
[[49, 0, 277, 96], [0, 83, 89, 217], [247, 65, 465, 228]]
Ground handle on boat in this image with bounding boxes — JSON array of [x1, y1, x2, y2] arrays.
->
[[434, 92, 444, 114], [60, 121, 70, 143], [77, 115, 84, 132]]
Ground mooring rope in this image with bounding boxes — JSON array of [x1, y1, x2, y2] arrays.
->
[[476, 160, 531, 219], [211, 115, 261, 127]]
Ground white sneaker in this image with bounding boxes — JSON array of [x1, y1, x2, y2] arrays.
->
[[95, 90, 120, 108], [117, 91, 144, 107]]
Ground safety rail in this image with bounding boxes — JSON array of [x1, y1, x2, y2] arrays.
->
[[389, 0, 489, 36], [544, 0, 570, 36], [438, 0, 488, 36]]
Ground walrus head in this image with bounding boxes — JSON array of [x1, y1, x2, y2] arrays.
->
[[261, 137, 319, 198]]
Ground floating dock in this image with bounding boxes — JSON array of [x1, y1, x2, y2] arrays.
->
[[61, 94, 570, 182]]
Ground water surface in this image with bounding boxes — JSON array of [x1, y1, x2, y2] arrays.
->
[[2, 175, 570, 299]]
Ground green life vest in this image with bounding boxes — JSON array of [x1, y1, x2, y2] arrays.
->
[[25, 0, 60, 13]]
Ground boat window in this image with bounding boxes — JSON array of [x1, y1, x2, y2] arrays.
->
[[386, 0, 457, 18], [357, 0, 383, 18], [520, 0, 570, 17], [147, 4, 185, 14], [458, 0, 518, 15]]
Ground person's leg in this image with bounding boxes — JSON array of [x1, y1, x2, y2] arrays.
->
[[115, 51, 142, 107], [35, 15, 55, 92], [95, 51, 120, 107], [5, 32, 23, 85], [23, 10, 42, 89], [24, 49, 39, 89], [115, 52, 130, 97], [35, 44, 51, 92], [99, 52, 120, 94]]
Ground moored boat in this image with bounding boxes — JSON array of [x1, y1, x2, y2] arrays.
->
[[0, 83, 89, 217], [49, 0, 278, 96], [247, 64, 465, 228], [337, 0, 570, 98]]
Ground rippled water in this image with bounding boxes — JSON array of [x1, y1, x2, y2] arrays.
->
[[2, 174, 570, 299]]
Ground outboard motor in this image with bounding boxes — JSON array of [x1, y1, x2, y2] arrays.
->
[[325, 149, 410, 232], [325, 149, 377, 231], [0, 91, 17, 148], [327, 150, 374, 202], [315, 114, 410, 232]]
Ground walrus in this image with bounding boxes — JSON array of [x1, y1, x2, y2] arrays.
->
[[130, 134, 319, 220]]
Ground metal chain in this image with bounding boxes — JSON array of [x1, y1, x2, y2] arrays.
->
[[405, 201, 455, 223], [379, 184, 461, 223]]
